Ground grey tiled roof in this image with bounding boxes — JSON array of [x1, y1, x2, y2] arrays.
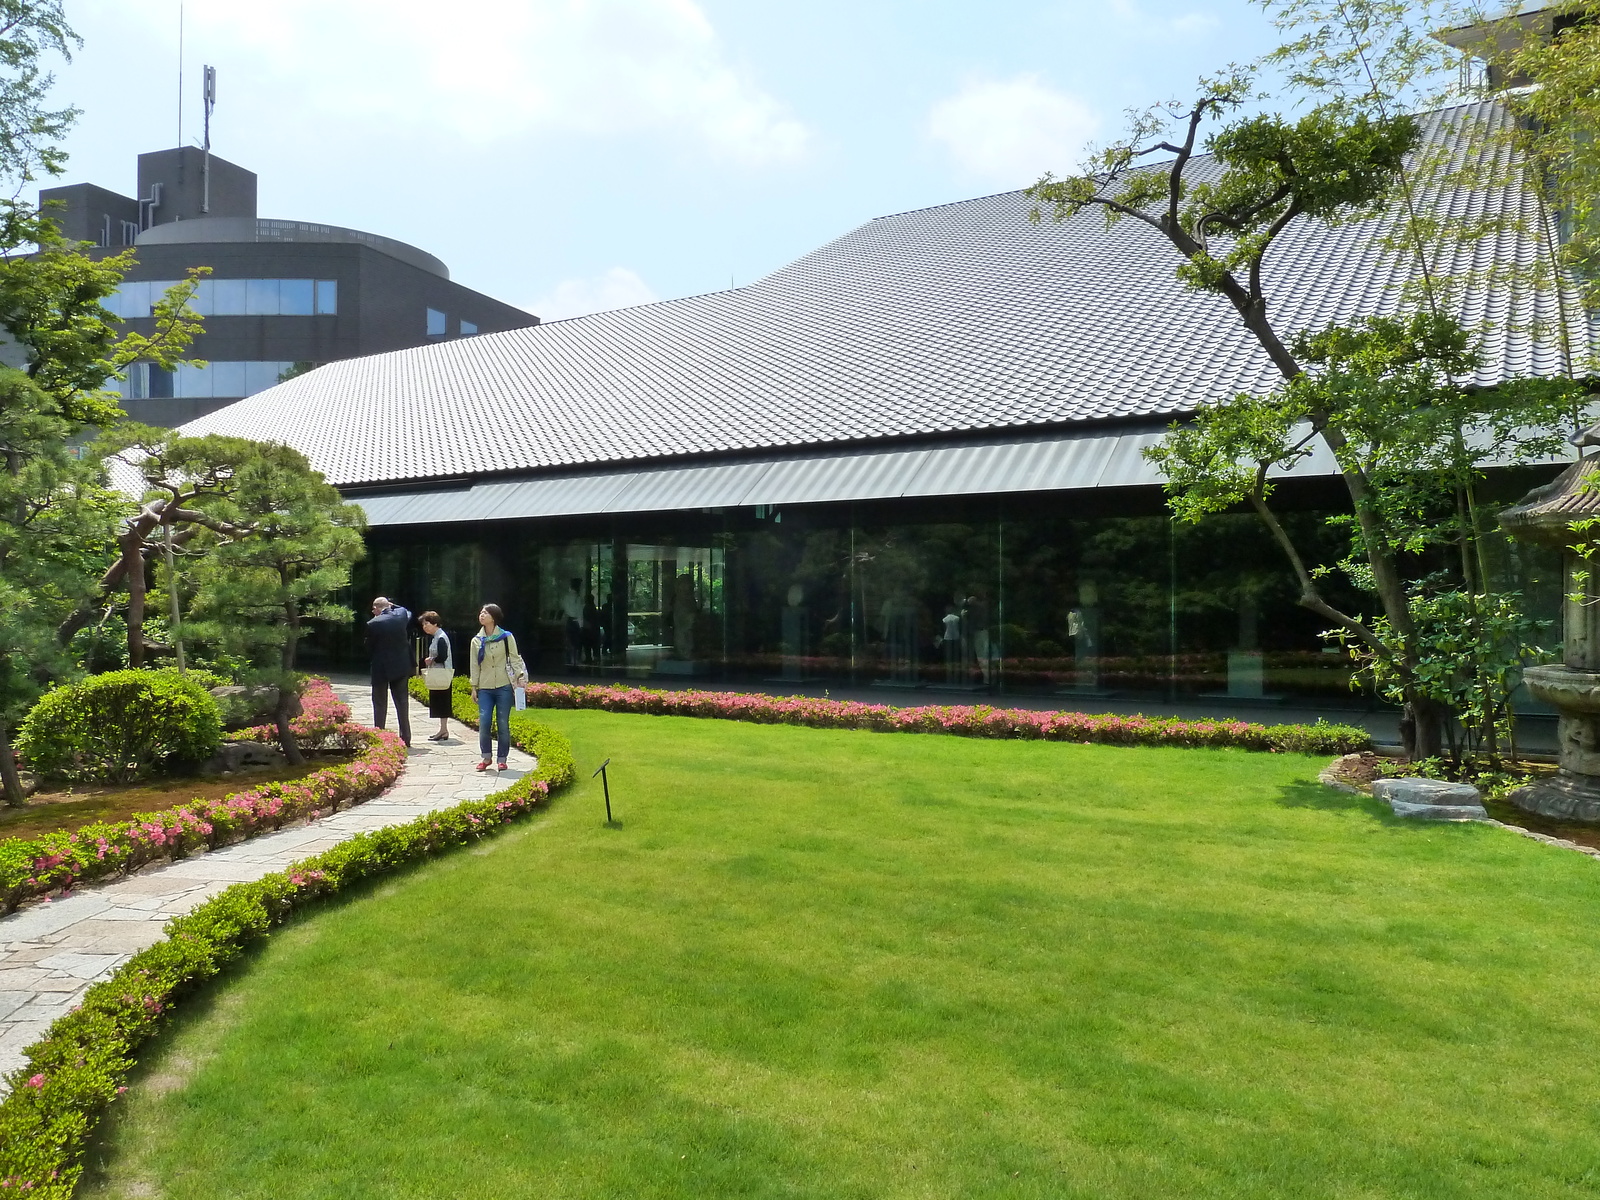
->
[[181, 101, 1595, 490]]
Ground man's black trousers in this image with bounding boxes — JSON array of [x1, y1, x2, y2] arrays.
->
[[371, 675, 413, 745]]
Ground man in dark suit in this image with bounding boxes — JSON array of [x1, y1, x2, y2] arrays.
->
[[366, 596, 414, 747]]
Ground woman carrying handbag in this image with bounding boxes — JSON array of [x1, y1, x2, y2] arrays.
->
[[468, 602, 527, 771], [419, 611, 455, 741]]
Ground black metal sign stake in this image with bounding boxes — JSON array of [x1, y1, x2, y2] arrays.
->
[[592, 758, 614, 824]]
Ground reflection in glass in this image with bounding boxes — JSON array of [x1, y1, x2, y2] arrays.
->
[[246, 279, 278, 315], [460, 320, 478, 336], [279, 279, 315, 315], [211, 279, 247, 315], [117, 360, 295, 400], [107, 278, 338, 319], [426, 307, 447, 336]]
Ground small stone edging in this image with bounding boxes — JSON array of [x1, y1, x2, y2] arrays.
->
[[1318, 761, 1600, 862]]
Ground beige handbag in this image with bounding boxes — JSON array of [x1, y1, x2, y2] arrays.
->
[[422, 664, 454, 690]]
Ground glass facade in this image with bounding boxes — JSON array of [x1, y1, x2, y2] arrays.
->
[[332, 487, 1563, 712], [104, 278, 337, 319], [118, 360, 298, 400], [427, 308, 447, 336]]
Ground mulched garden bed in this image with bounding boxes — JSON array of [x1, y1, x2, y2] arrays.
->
[[0, 754, 357, 844]]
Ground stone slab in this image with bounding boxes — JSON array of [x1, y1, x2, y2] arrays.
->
[[1372, 777, 1484, 808], [1388, 799, 1490, 821]]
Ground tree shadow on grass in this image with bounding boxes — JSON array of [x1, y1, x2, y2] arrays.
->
[[1273, 779, 1396, 821]]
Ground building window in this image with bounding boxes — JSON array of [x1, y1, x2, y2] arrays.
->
[[459, 319, 478, 336], [426, 307, 447, 337], [117, 360, 297, 401], [103, 279, 340, 319]]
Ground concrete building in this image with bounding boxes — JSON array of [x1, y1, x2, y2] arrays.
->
[[40, 147, 538, 426]]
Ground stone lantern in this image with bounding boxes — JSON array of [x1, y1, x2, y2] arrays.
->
[[1499, 435, 1600, 820]]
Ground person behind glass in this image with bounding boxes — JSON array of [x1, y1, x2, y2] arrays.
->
[[366, 596, 413, 748], [419, 611, 454, 742], [469, 603, 526, 771]]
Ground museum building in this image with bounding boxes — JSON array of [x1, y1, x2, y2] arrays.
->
[[176, 101, 1595, 710]]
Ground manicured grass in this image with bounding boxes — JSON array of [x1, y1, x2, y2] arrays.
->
[[83, 713, 1600, 1198]]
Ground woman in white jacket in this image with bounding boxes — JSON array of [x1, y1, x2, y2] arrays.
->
[[468, 603, 526, 771]]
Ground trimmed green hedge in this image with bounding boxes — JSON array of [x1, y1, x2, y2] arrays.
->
[[0, 704, 576, 1197]]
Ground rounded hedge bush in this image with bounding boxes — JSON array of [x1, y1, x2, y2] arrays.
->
[[16, 670, 223, 784]]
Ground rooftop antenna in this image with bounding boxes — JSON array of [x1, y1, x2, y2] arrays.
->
[[176, 2, 184, 146], [202, 65, 216, 213]]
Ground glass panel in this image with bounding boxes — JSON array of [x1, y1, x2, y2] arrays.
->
[[315, 279, 337, 314], [460, 320, 478, 336], [212, 279, 247, 315], [210, 361, 247, 396], [147, 364, 173, 399], [190, 279, 213, 317], [426, 307, 446, 336], [246, 278, 279, 315], [243, 361, 289, 394], [614, 542, 725, 677], [112, 281, 147, 319], [279, 279, 314, 315]]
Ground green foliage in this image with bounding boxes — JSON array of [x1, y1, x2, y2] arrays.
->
[[1331, 589, 1549, 766], [14, 670, 221, 784], [185, 443, 366, 671], [0, 2, 79, 184], [1493, 1, 1600, 312]]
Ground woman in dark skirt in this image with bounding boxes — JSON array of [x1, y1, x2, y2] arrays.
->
[[419, 611, 455, 741]]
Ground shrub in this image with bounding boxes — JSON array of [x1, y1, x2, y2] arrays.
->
[[509, 680, 1372, 756], [232, 676, 356, 750], [16, 671, 223, 784]]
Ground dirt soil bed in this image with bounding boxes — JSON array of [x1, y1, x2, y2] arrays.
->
[[1, 754, 355, 843]]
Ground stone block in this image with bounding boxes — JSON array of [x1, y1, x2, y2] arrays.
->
[[1373, 777, 1487, 820]]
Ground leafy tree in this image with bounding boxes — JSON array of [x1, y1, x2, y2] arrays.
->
[[0, 3, 208, 805], [1025, 1, 1586, 759], [1480, 2, 1600, 308], [186, 448, 366, 762]]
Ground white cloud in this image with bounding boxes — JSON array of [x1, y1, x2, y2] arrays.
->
[[177, 0, 810, 166], [1107, 0, 1219, 37], [926, 75, 1099, 189], [528, 267, 659, 321]]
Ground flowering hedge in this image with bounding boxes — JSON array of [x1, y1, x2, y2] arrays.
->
[[0, 724, 407, 915], [232, 676, 361, 750], [518, 681, 1372, 755], [0, 706, 576, 1196]]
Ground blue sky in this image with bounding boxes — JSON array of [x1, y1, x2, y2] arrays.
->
[[48, 0, 1283, 320]]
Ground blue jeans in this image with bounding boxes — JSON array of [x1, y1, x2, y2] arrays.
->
[[477, 685, 513, 763]]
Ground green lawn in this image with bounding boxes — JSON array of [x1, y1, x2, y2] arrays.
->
[[82, 712, 1600, 1199]]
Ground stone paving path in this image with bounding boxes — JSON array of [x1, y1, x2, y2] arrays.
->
[[0, 680, 532, 1090]]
